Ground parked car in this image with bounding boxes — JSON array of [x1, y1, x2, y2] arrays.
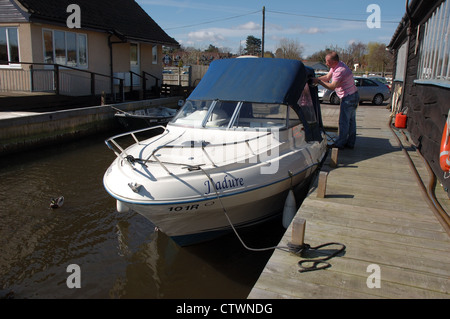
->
[[318, 76, 391, 105], [367, 76, 391, 90], [318, 84, 340, 105]]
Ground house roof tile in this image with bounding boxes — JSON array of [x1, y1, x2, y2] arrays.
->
[[16, 0, 179, 46]]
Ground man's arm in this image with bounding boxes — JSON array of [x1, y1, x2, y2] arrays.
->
[[313, 75, 339, 91], [318, 79, 338, 91], [318, 71, 332, 82]]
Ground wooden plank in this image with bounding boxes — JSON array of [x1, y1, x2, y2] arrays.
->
[[301, 227, 450, 274], [300, 218, 450, 253], [250, 266, 382, 299], [330, 148, 338, 168], [300, 200, 444, 230], [316, 171, 328, 198], [259, 249, 450, 299], [249, 106, 450, 299]]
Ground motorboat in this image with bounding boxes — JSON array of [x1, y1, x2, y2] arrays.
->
[[114, 106, 178, 130], [103, 58, 327, 246]]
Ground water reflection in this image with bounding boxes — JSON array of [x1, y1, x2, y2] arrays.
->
[[0, 133, 286, 299]]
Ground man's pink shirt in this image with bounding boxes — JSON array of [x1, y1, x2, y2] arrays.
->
[[330, 61, 358, 99]]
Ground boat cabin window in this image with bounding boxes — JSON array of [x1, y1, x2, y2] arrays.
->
[[171, 99, 296, 129], [232, 103, 288, 129], [171, 100, 214, 127], [297, 83, 317, 124], [288, 105, 302, 127], [205, 101, 237, 128]]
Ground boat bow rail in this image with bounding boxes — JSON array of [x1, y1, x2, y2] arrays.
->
[[105, 125, 278, 174], [104, 125, 167, 165]]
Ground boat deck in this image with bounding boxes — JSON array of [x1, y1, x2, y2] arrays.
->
[[248, 105, 450, 299]]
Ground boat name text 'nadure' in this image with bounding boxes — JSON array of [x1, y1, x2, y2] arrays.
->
[[204, 175, 244, 195]]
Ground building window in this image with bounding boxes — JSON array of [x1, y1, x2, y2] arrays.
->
[[130, 43, 138, 66], [43, 29, 88, 68], [0, 27, 20, 65], [417, 0, 450, 85], [395, 42, 407, 82], [152, 45, 158, 64]]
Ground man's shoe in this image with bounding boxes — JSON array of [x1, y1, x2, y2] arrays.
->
[[345, 144, 355, 149]]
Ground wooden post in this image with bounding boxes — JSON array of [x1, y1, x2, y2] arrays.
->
[[53, 64, 59, 95], [142, 72, 147, 98], [317, 171, 328, 198], [330, 148, 339, 168], [91, 73, 95, 96], [291, 217, 306, 247], [30, 64, 34, 92], [261, 6, 265, 57], [119, 79, 124, 102]]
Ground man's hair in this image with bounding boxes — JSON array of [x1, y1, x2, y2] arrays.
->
[[327, 51, 340, 62]]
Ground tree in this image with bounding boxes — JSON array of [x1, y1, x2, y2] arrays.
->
[[205, 44, 219, 53], [307, 49, 331, 64], [366, 42, 393, 73], [339, 42, 367, 69], [275, 38, 304, 60], [244, 36, 261, 56], [307, 42, 367, 71]]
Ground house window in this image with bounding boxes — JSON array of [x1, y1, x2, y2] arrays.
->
[[394, 42, 407, 82], [0, 27, 20, 65], [43, 29, 88, 68], [417, 0, 450, 85], [130, 43, 138, 66], [152, 45, 157, 64]]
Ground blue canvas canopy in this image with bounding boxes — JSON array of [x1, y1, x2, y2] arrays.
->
[[187, 58, 308, 106]]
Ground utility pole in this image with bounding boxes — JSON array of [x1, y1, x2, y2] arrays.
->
[[262, 6, 265, 58]]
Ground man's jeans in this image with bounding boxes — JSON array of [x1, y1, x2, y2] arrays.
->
[[335, 91, 359, 148]]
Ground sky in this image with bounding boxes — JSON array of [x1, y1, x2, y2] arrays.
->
[[135, 0, 407, 58]]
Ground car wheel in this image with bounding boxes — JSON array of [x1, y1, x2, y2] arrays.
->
[[330, 93, 340, 105], [372, 94, 384, 105]]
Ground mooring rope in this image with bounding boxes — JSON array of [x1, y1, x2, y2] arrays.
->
[[197, 165, 347, 273]]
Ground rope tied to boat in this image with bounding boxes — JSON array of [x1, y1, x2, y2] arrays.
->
[[197, 166, 346, 267], [125, 155, 148, 167], [198, 166, 285, 252], [287, 242, 346, 273]]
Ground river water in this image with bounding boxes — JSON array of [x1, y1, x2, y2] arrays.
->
[[0, 131, 287, 299]]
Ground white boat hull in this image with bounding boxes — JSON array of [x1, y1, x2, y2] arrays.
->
[[103, 125, 326, 245], [112, 167, 315, 243]]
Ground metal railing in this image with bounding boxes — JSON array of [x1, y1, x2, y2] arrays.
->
[[104, 124, 273, 173], [129, 70, 161, 98], [417, 0, 450, 83], [0, 61, 159, 102]]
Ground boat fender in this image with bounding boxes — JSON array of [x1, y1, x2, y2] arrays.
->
[[439, 113, 450, 174], [282, 189, 296, 229], [116, 200, 130, 213]]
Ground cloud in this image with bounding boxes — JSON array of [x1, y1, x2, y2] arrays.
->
[[275, 24, 324, 35], [188, 30, 225, 42], [235, 21, 260, 31], [303, 27, 322, 34]]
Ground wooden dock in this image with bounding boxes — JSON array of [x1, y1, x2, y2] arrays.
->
[[248, 105, 450, 299]]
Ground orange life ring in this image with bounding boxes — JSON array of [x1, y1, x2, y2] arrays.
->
[[439, 122, 450, 172]]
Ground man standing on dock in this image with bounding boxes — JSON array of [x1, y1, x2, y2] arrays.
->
[[313, 52, 359, 149]]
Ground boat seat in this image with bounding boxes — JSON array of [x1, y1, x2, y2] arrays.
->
[[206, 109, 229, 127], [236, 118, 285, 128]]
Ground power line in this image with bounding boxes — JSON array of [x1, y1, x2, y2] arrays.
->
[[266, 9, 400, 24], [163, 7, 400, 32], [164, 10, 261, 30]]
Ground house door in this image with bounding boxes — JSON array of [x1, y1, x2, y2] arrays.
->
[[130, 43, 140, 86]]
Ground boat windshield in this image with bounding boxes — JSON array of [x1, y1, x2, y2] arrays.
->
[[171, 100, 300, 129]]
